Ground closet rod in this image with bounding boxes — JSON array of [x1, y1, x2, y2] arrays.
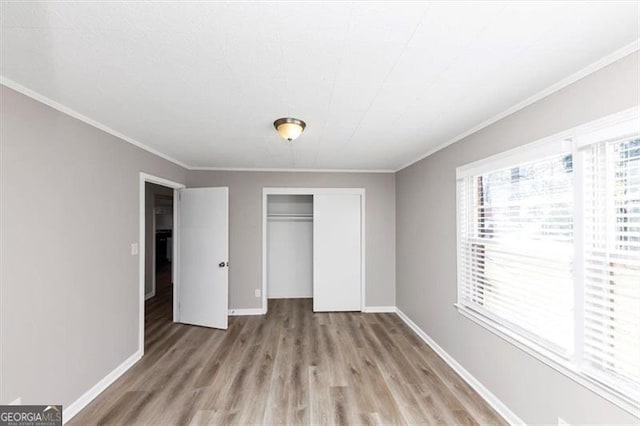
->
[[267, 213, 313, 218]]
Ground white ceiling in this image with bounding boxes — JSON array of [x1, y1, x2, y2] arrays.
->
[[1, 1, 638, 171]]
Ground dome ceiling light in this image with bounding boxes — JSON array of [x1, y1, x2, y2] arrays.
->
[[273, 117, 306, 142]]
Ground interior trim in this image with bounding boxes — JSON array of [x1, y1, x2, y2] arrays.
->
[[62, 350, 143, 424], [228, 308, 264, 316], [395, 307, 525, 425], [0, 76, 191, 169], [395, 39, 640, 172], [362, 306, 397, 313], [0, 77, 391, 173], [455, 304, 640, 418], [189, 167, 395, 173], [4, 40, 636, 174]]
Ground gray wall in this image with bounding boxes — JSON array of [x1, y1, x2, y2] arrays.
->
[[187, 171, 396, 310], [395, 52, 639, 424], [0, 86, 187, 407]]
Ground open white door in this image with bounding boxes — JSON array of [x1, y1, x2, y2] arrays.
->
[[313, 193, 362, 312], [178, 187, 228, 329]]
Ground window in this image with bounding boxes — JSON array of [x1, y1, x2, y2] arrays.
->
[[583, 136, 640, 402], [456, 108, 640, 415]]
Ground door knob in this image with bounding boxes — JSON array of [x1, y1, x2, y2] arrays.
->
[[218, 262, 228, 267]]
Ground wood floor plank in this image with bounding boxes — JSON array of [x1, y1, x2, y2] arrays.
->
[[69, 291, 507, 425], [329, 386, 358, 426], [233, 314, 282, 424], [262, 329, 295, 425], [308, 365, 332, 426]]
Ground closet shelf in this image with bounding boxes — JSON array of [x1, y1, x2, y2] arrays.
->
[[267, 213, 313, 218]]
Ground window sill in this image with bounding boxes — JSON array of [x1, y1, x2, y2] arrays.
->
[[454, 303, 640, 418]]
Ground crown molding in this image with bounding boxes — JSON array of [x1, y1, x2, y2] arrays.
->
[[5, 39, 637, 175], [189, 166, 395, 173], [395, 39, 640, 172], [1, 76, 394, 173], [1, 76, 191, 169]]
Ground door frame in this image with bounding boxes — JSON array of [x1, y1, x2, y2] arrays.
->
[[261, 187, 366, 314], [139, 172, 185, 355]]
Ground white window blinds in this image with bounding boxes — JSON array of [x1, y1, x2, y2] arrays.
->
[[582, 136, 640, 400], [456, 107, 640, 414], [458, 151, 575, 356]]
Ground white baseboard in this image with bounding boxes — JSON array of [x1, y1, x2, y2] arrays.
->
[[144, 291, 155, 300], [229, 306, 397, 315], [362, 306, 396, 313], [10, 397, 21, 405], [228, 308, 264, 316], [395, 308, 524, 425], [63, 350, 143, 424]]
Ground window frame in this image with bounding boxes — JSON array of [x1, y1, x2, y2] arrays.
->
[[455, 107, 640, 418]]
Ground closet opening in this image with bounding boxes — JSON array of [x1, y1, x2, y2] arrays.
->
[[262, 188, 366, 315], [266, 194, 314, 310]]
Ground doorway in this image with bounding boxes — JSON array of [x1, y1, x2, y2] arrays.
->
[[145, 183, 174, 302], [143, 182, 175, 345], [138, 174, 230, 355], [138, 173, 184, 355], [262, 188, 366, 314]]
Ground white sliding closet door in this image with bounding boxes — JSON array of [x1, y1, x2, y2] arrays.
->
[[313, 193, 362, 312]]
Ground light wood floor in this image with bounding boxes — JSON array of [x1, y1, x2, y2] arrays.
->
[[70, 288, 507, 425]]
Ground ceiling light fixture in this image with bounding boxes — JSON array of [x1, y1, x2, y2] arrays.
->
[[273, 117, 306, 141]]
